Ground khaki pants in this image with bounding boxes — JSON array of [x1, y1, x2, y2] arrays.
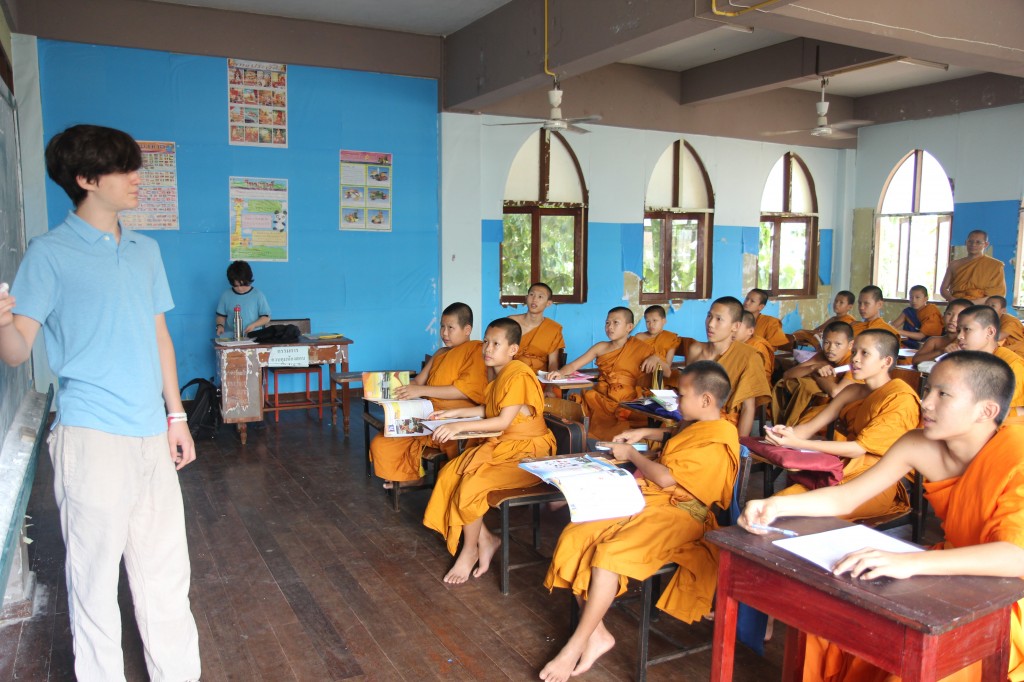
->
[[49, 425, 201, 682]]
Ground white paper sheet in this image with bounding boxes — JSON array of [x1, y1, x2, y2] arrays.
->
[[773, 524, 923, 572]]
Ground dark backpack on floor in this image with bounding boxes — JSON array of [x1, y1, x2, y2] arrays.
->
[[181, 377, 222, 439]]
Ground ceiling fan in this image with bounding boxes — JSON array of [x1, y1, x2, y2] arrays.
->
[[763, 78, 873, 140]]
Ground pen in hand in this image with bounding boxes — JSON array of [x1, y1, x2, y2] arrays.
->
[[748, 523, 799, 537]]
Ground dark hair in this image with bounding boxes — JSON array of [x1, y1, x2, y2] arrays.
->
[[712, 296, 744, 323], [859, 285, 884, 303], [45, 125, 142, 207], [909, 284, 929, 297], [857, 328, 899, 363], [937, 351, 1014, 424], [823, 320, 854, 341], [442, 302, 474, 328], [748, 288, 769, 306], [967, 229, 989, 241], [680, 360, 732, 408], [529, 282, 554, 298], [608, 306, 634, 324], [987, 295, 1008, 309], [226, 260, 254, 285], [947, 298, 973, 312], [487, 317, 522, 345], [835, 290, 855, 306], [959, 305, 1000, 333], [644, 305, 666, 319], [740, 310, 756, 328]]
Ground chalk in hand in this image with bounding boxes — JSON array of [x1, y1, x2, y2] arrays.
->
[[0, 282, 8, 296], [748, 523, 799, 537]]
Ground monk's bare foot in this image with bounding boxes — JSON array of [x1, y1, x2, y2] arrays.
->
[[382, 477, 425, 490], [539, 644, 583, 682], [473, 527, 501, 578], [572, 625, 615, 676], [444, 546, 479, 584]]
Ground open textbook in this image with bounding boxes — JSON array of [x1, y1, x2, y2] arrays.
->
[[519, 455, 644, 523], [362, 371, 411, 400], [374, 398, 481, 437], [537, 371, 593, 385]]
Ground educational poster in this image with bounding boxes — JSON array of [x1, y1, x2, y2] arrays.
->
[[228, 176, 288, 262], [119, 141, 179, 230], [228, 58, 288, 148], [339, 149, 392, 231]]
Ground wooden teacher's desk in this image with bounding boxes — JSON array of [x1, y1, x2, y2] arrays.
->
[[214, 336, 352, 444], [708, 517, 1024, 682]]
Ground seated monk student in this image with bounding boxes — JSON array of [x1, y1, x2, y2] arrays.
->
[[369, 302, 487, 488], [422, 317, 556, 584], [852, 285, 901, 337], [986, 294, 1024, 355], [740, 351, 1024, 682], [772, 321, 856, 426], [743, 288, 789, 349], [509, 282, 564, 372], [540, 361, 740, 682], [736, 311, 774, 388], [686, 296, 771, 437], [891, 284, 943, 349], [547, 307, 654, 441], [940, 229, 1007, 305], [914, 298, 973, 365], [955, 304, 1024, 424], [635, 304, 680, 388], [792, 290, 856, 351], [764, 329, 919, 521]]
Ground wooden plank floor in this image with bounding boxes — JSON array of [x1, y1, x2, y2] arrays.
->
[[0, 405, 791, 681]]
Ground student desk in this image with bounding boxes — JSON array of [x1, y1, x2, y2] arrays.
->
[[707, 517, 1024, 682], [214, 336, 352, 444]]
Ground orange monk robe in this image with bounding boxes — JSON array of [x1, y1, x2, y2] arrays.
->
[[582, 336, 656, 441], [801, 425, 1024, 682], [714, 342, 772, 428], [994, 347, 1024, 426], [1000, 314, 1024, 355], [744, 336, 775, 388], [641, 329, 681, 388], [369, 341, 488, 481], [772, 351, 853, 427], [755, 314, 789, 348], [950, 254, 1006, 300], [851, 318, 900, 338], [514, 318, 565, 372], [778, 378, 919, 521], [914, 303, 944, 338], [543, 419, 740, 623], [423, 360, 556, 554], [793, 315, 856, 351]]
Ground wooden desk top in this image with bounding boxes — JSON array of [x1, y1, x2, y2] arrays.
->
[[707, 517, 1024, 636], [213, 335, 353, 350]]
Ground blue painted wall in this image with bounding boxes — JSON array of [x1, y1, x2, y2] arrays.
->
[[36, 40, 439, 387]]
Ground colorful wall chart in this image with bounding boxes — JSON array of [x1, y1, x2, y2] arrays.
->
[[340, 149, 392, 231], [119, 141, 179, 229], [229, 176, 288, 262], [228, 58, 288, 147]]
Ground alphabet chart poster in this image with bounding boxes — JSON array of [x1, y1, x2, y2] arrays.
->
[[119, 141, 179, 230]]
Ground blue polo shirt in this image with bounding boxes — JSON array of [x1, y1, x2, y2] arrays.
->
[[12, 211, 173, 437], [216, 287, 270, 337]]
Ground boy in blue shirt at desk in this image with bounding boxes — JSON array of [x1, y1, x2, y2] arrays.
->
[[214, 260, 270, 337]]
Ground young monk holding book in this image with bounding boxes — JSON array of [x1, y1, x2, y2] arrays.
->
[[741, 351, 1024, 682], [914, 298, 972, 365], [540, 361, 740, 682], [955, 304, 1024, 424], [509, 282, 564, 372], [891, 284, 943, 348], [743, 288, 789, 348], [987, 295, 1024, 355], [772, 321, 856, 426], [635, 304, 680, 387], [686, 296, 771, 437], [736, 310, 774, 388], [369, 302, 487, 487], [851, 285, 900, 337], [548, 307, 653, 441], [764, 329, 918, 521], [423, 318, 555, 584]]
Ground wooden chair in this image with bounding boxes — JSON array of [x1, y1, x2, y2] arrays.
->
[[262, 318, 323, 421], [570, 449, 754, 681]]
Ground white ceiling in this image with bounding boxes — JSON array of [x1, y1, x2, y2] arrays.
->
[[149, 0, 515, 36]]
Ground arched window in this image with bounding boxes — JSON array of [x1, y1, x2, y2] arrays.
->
[[758, 152, 819, 297], [641, 140, 714, 302], [500, 130, 588, 304], [873, 150, 953, 300]]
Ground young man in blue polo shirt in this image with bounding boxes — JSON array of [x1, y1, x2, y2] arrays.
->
[[0, 125, 200, 681]]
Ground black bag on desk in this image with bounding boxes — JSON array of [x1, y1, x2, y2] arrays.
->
[[543, 413, 587, 456], [181, 377, 222, 439], [247, 324, 301, 343]]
